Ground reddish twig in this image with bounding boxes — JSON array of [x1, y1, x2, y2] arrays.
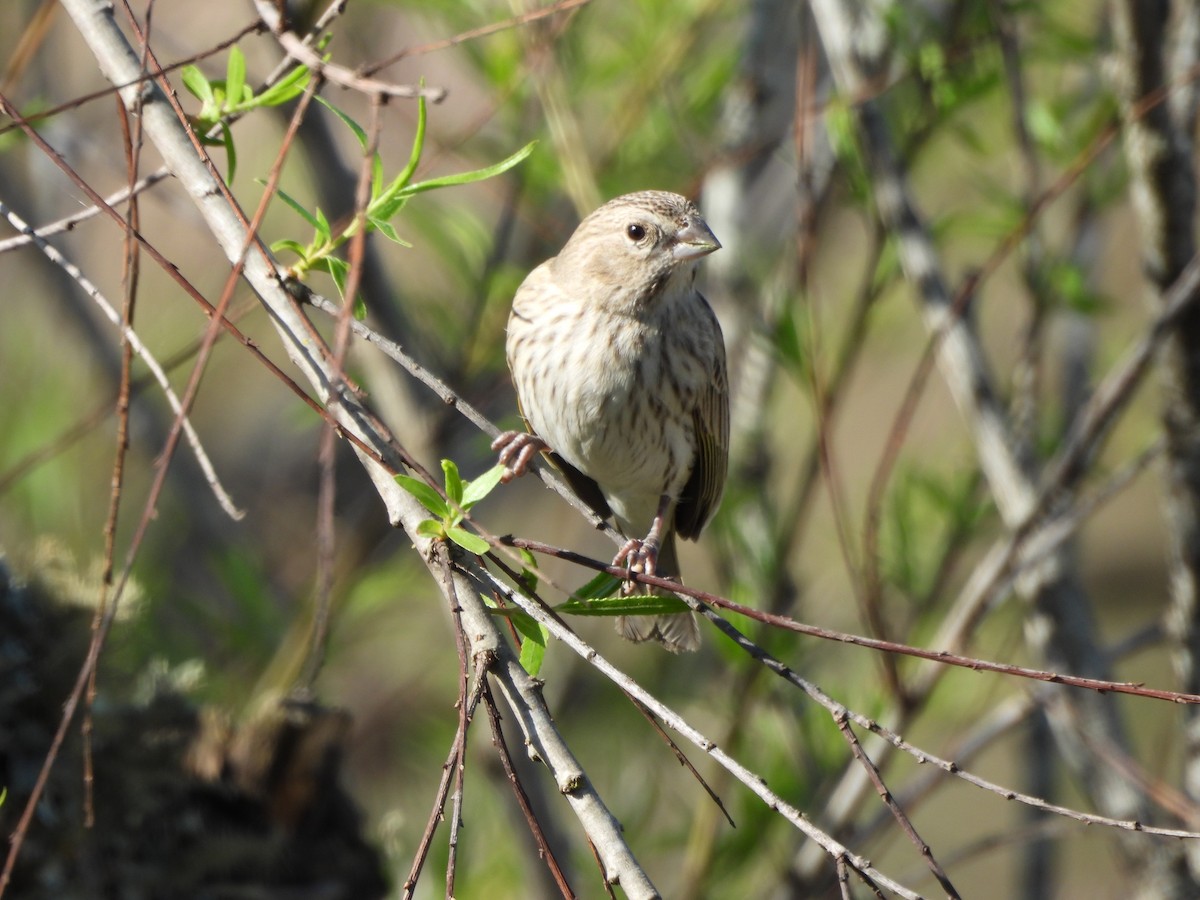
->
[[502, 536, 1200, 706]]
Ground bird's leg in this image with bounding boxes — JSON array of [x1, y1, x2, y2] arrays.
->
[[614, 494, 671, 593], [491, 431, 548, 483]]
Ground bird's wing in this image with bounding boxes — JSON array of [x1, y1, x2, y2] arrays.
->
[[675, 294, 729, 541], [545, 451, 614, 521]]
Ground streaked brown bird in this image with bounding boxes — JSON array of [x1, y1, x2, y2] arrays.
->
[[493, 191, 729, 652]]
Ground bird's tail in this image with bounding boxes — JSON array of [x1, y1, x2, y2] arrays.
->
[[615, 534, 701, 653]]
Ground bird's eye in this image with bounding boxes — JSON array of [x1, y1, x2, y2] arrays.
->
[[626, 223, 647, 242]]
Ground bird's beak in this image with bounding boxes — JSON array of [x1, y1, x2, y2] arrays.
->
[[671, 218, 721, 262]]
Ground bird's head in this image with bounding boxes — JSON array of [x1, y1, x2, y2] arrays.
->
[[552, 191, 721, 315]]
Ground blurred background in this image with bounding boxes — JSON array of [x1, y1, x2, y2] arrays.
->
[[0, 0, 1192, 897]]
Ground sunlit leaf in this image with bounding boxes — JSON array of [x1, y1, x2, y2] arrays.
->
[[225, 47, 246, 111], [316, 96, 370, 151], [558, 592, 688, 617], [394, 474, 449, 517], [257, 64, 312, 106], [181, 65, 214, 105], [442, 459, 464, 506], [398, 140, 536, 198], [219, 121, 236, 183], [416, 519, 445, 539], [462, 464, 505, 509], [513, 612, 549, 676], [447, 525, 489, 554], [270, 184, 323, 231]]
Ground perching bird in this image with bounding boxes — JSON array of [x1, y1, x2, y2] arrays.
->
[[493, 191, 729, 652]]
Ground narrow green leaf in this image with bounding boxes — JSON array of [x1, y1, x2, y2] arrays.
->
[[181, 65, 214, 105], [395, 92, 427, 192], [369, 217, 412, 246], [558, 593, 689, 617], [314, 206, 332, 243], [442, 459, 464, 505], [394, 473, 450, 517], [365, 94, 424, 220], [353, 294, 368, 320], [398, 140, 536, 198], [219, 121, 237, 183], [368, 195, 409, 224], [462, 463, 505, 508], [257, 64, 311, 107], [316, 95, 370, 151], [447, 525, 490, 555], [270, 185, 323, 231], [517, 548, 539, 594], [372, 153, 385, 201], [225, 47, 246, 113]]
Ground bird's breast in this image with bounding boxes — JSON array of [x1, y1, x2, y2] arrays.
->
[[507, 298, 699, 509]]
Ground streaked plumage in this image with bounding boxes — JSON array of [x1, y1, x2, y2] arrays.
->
[[495, 191, 729, 652]]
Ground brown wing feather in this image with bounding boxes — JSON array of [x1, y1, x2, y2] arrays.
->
[[675, 294, 729, 541]]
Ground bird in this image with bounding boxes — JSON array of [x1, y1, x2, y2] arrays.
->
[[493, 191, 729, 652]]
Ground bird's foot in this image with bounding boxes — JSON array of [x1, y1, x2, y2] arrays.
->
[[491, 431, 547, 483], [614, 535, 660, 594]]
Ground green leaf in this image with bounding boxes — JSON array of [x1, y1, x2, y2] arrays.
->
[[309, 257, 351, 297], [181, 65, 214, 105], [441, 459, 464, 506], [270, 238, 308, 259], [371, 153, 384, 201], [462, 463, 505, 509], [398, 140, 536, 198], [416, 518, 445, 539], [514, 612, 549, 676], [257, 64, 312, 107], [558, 592, 688, 617], [446, 525, 490, 554], [314, 206, 332, 243], [486, 603, 550, 676], [271, 185, 323, 232], [368, 194, 409, 224], [353, 294, 368, 320], [369, 217, 412, 246], [394, 473, 450, 517], [226, 47, 246, 111], [316, 96, 370, 151], [219, 121, 237, 183], [570, 571, 622, 602], [394, 91, 427, 194], [514, 548, 539, 594]]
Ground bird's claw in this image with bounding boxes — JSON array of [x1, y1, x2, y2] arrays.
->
[[614, 537, 660, 594], [491, 431, 547, 483]]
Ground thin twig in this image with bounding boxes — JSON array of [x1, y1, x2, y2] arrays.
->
[[0, 195, 242, 519], [368, 0, 594, 71], [0, 171, 170, 254], [252, 0, 447, 101], [504, 536, 1200, 706], [480, 677, 576, 898], [833, 711, 961, 899]]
